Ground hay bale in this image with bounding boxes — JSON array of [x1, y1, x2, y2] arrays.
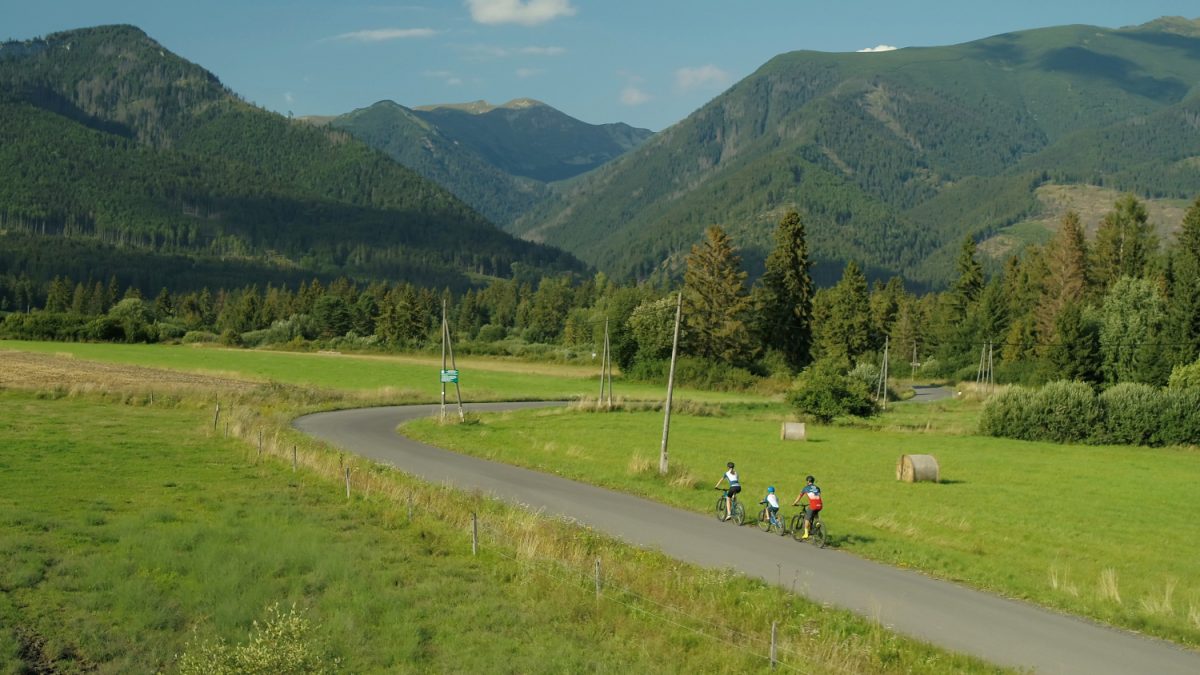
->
[[780, 422, 806, 441], [896, 454, 939, 483]]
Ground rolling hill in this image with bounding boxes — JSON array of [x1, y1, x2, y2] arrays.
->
[[317, 99, 653, 226], [0, 25, 583, 294], [511, 16, 1200, 286]]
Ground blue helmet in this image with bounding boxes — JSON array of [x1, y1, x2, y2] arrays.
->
[[767, 486, 775, 493]]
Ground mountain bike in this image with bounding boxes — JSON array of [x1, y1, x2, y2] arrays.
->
[[714, 488, 745, 525], [757, 506, 787, 535], [789, 511, 827, 548]]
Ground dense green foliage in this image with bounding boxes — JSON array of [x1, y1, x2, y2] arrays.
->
[[512, 19, 1200, 286], [786, 357, 877, 422], [0, 26, 582, 295]]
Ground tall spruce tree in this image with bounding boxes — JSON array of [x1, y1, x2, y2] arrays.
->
[[752, 210, 814, 372], [1034, 211, 1090, 340], [1041, 300, 1100, 383], [951, 237, 984, 321], [813, 261, 872, 362], [1165, 197, 1200, 366], [1092, 194, 1156, 290], [682, 225, 756, 365]]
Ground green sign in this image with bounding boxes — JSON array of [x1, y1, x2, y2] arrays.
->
[[440, 369, 459, 383]]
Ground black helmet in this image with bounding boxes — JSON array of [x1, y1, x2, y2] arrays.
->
[[727, 462, 735, 469], [805, 475, 815, 483]]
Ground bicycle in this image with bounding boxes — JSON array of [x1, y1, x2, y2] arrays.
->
[[714, 488, 745, 525], [757, 506, 787, 536], [789, 511, 827, 548]]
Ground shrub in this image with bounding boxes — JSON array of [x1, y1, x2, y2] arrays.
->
[[182, 330, 218, 344], [979, 386, 1038, 440], [219, 328, 242, 347], [1098, 383, 1162, 445], [627, 357, 758, 392], [1167, 359, 1200, 390], [787, 357, 876, 423], [476, 323, 507, 342], [848, 362, 880, 391], [1031, 380, 1100, 443], [1154, 388, 1200, 446], [177, 603, 336, 674]]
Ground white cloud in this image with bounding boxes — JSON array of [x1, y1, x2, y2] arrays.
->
[[446, 77, 464, 86], [466, 0, 576, 26], [284, 92, 295, 104], [857, 44, 898, 53], [516, 67, 543, 78], [328, 27, 437, 42], [674, 64, 731, 92], [620, 86, 651, 106]]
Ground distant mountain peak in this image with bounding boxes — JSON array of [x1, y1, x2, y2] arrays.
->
[[1129, 16, 1200, 36], [415, 98, 547, 114]]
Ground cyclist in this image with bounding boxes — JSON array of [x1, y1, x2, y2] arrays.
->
[[715, 461, 741, 521], [791, 475, 823, 540], [760, 486, 781, 529]]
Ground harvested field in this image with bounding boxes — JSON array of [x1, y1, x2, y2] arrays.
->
[[0, 349, 258, 393]]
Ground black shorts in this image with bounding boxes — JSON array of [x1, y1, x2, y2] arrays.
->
[[804, 506, 821, 519], [726, 485, 741, 498]]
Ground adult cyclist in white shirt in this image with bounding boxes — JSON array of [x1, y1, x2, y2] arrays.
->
[[715, 461, 741, 521]]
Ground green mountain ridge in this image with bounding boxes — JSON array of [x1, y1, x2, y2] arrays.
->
[[512, 17, 1200, 286], [321, 98, 654, 225], [0, 25, 583, 293]]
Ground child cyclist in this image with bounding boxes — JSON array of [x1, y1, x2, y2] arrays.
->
[[714, 461, 741, 521], [760, 486, 782, 529], [791, 475, 823, 540]]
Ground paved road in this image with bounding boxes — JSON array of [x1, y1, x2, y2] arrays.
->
[[295, 403, 1200, 674], [908, 384, 955, 403]]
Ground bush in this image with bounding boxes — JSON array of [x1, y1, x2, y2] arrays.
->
[[628, 357, 758, 392], [1155, 388, 1200, 446], [1097, 383, 1161, 445], [787, 357, 876, 423], [177, 603, 336, 674], [1031, 380, 1100, 443], [1168, 359, 1200, 390], [979, 386, 1037, 440], [219, 328, 242, 347], [182, 330, 218, 344], [476, 323, 507, 342]]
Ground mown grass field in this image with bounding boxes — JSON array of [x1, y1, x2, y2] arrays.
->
[[0, 339, 757, 404], [0, 354, 1004, 673], [405, 401, 1200, 648]]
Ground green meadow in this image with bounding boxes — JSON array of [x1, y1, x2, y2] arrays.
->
[[0, 361, 1004, 672], [0, 339, 754, 403], [405, 401, 1200, 648]]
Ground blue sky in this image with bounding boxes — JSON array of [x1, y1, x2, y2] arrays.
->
[[4, 1, 1198, 130]]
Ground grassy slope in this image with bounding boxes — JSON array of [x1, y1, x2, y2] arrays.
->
[[0, 389, 1003, 673], [404, 401, 1200, 648], [0, 340, 757, 403]]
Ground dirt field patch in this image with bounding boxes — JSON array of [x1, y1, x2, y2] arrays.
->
[[0, 350, 258, 393]]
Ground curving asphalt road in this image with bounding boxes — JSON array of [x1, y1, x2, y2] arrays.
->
[[295, 403, 1200, 674], [908, 384, 955, 403]]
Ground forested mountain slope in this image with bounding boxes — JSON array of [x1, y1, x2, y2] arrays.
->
[[321, 99, 653, 226], [0, 25, 582, 294], [513, 17, 1200, 286]]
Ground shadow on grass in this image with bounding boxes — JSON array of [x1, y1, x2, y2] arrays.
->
[[937, 479, 967, 485]]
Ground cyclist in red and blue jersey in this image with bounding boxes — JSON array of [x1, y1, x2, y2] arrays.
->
[[791, 475, 823, 540]]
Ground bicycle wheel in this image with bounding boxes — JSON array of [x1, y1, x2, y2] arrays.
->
[[732, 500, 746, 525], [758, 509, 771, 532], [812, 521, 827, 548], [776, 516, 788, 536], [715, 496, 728, 521], [790, 515, 804, 541]]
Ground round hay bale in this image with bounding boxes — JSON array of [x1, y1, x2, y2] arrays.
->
[[780, 422, 807, 441], [896, 454, 939, 483]]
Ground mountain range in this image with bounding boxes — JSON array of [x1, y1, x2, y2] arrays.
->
[[0, 25, 582, 294], [509, 16, 1200, 285], [310, 99, 653, 227]]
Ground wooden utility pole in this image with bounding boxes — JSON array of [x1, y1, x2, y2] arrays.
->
[[440, 300, 465, 422], [441, 300, 448, 422], [659, 292, 683, 475], [876, 335, 890, 410], [598, 318, 610, 408]]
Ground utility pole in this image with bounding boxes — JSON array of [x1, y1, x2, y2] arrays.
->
[[440, 300, 464, 422], [659, 292, 683, 476], [876, 335, 890, 410]]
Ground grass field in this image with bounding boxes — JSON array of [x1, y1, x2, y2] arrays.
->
[[0, 359, 1004, 673], [0, 340, 758, 404], [404, 402, 1200, 648]]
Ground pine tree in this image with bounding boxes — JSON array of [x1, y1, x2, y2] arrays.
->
[[813, 261, 872, 362], [1099, 276, 1164, 384], [682, 225, 756, 365], [44, 276, 71, 312], [751, 210, 814, 372], [950, 237, 984, 321], [1040, 301, 1099, 383], [1092, 194, 1156, 289], [1034, 211, 1089, 336], [1165, 196, 1200, 365]]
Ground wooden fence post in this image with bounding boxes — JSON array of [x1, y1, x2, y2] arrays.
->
[[595, 558, 602, 600], [292, 445, 297, 472], [770, 621, 778, 670], [212, 403, 220, 431], [471, 512, 478, 555], [344, 467, 351, 500]]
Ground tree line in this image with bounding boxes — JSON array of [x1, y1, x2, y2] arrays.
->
[[4, 195, 1200, 402]]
